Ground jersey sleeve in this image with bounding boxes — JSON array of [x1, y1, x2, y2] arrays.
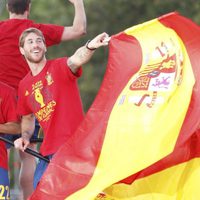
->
[[57, 57, 82, 81], [32, 23, 64, 46]]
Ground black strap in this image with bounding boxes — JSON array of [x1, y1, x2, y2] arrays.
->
[[0, 136, 49, 163]]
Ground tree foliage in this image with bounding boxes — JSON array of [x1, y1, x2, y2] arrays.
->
[[0, 0, 200, 111]]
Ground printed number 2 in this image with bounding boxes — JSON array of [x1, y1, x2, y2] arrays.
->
[[0, 185, 10, 200]]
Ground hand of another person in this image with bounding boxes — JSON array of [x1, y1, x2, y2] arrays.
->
[[14, 137, 30, 152], [68, 0, 83, 4]]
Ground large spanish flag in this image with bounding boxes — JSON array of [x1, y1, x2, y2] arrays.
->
[[29, 12, 200, 200]]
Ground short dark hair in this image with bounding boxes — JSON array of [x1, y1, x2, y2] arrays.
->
[[19, 27, 46, 47], [7, 0, 31, 14]]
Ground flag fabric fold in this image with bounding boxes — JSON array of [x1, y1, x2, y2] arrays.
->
[[104, 12, 200, 200], [29, 12, 200, 200]]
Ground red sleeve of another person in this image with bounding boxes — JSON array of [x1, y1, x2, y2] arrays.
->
[[0, 82, 19, 123]]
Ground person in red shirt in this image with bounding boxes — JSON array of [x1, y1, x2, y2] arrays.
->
[[0, 0, 86, 199], [14, 27, 109, 189], [0, 81, 21, 200]]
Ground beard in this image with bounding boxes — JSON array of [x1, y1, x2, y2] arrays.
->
[[25, 50, 46, 64]]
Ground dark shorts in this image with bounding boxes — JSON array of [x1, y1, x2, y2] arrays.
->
[[33, 154, 53, 189], [5, 119, 40, 149], [0, 167, 10, 199]]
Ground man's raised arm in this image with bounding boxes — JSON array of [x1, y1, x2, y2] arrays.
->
[[67, 32, 110, 73], [61, 0, 87, 41]]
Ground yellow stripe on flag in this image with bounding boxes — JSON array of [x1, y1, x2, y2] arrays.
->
[[105, 158, 200, 200], [66, 19, 194, 200]]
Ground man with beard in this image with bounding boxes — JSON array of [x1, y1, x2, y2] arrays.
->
[[14, 27, 109, 189]]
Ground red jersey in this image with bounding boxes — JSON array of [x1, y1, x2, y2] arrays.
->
[[0, 19, 64, 90], [17, 58, 84, 156], [0, 82, 19, 169]]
